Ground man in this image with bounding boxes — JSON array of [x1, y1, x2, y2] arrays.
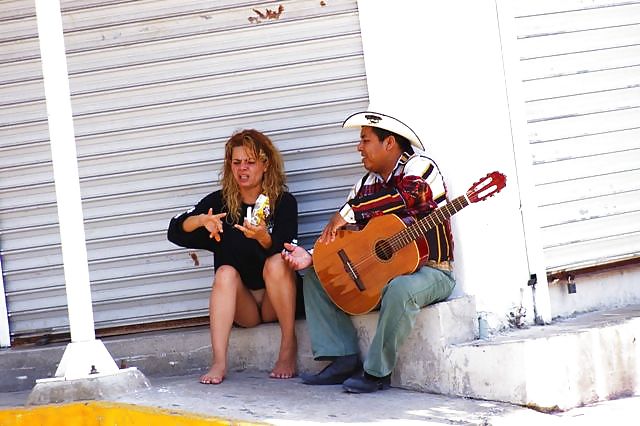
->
[[282, 111, 456, 393]]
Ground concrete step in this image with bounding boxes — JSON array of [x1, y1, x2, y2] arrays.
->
[[0, 296, 477, 393], [2, 298, 638, 412], [110, 294, 479, 387], [441, 305, 640, 411]]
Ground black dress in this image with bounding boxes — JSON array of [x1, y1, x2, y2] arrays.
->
[[167, 190, 299, 291]]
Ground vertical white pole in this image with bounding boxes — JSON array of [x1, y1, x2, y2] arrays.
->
[[34, 0, 118, 379], [0, 257, 11, 348], [494, 0, 552, 323], [35, 0, 95, 343]]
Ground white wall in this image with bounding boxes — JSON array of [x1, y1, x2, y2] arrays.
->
[[550, 265, 640, 317], [356, 0, 550, 326]]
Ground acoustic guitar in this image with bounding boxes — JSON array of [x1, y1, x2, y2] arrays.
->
[[312, 171, 507, 315]]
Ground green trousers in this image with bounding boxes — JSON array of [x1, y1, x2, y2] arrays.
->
[[303, 265, 455, 377]]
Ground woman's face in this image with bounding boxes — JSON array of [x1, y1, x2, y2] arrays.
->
[[230, 145, 267, 193]]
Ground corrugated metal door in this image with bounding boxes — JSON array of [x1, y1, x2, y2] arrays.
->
[[0, 0, 368, 341], [513, 0, 640, 273]]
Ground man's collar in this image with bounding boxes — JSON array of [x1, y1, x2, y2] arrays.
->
[[371, 151, 412, 183]]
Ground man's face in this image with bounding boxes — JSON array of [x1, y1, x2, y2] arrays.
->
[[357, 126, 387, 173]]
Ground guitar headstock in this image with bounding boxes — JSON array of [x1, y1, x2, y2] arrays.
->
[[466, 171, 506, 203]]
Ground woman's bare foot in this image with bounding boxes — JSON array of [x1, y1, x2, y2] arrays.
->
[[200, 363, 226, 384], [269, 340, 297, 379]]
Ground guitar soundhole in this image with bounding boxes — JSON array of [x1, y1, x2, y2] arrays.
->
[[374, 240, 393, 261]]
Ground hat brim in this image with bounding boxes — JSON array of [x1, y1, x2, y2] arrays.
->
[[342, 111, 424, 151]]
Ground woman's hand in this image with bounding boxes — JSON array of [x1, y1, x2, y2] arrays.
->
[[234, 219, 271, 248], [201, 208, 226, 241]]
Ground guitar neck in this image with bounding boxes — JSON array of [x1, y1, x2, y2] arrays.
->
[[392, 194, 469, 250]]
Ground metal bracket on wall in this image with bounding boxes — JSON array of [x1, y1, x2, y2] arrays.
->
[[567, 274, 577, 294], [548, 271, 578, 295]]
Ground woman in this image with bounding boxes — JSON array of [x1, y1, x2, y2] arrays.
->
[[167, 129, 301, 384]]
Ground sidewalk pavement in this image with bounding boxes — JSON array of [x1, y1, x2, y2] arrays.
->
[[1, 370, 638, 425]]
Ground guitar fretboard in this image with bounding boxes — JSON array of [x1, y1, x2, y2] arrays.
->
[[391, 195, 469, 251]]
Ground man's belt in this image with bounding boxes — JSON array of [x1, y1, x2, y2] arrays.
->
[[425, 260, 453, 272]]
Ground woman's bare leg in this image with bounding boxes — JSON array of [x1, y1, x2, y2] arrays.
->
[[201, 265, 260, 384], [262, 254, 298, 379]]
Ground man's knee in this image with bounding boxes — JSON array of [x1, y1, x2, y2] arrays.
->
[[381, 280, 415, 308], [302, 268, 323, 297]]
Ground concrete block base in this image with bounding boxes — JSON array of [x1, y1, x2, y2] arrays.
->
[[26, 367, 150, 406], [444, 305, 640, 410]]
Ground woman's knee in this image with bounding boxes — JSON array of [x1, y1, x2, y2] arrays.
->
[[263, 254, 291, 282], [214, 265, 241, 289]]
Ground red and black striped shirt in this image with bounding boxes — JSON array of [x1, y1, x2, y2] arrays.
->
[[340, 152, 454, 265]]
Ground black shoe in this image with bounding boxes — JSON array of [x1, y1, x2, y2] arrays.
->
[[342, 371, 391, 393], [300, 354, 361, 385]]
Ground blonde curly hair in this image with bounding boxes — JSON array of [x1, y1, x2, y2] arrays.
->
[[220, 129, 287, 224]]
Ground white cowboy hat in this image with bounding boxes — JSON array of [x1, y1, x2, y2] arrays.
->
[[342, 111, 424, 151]]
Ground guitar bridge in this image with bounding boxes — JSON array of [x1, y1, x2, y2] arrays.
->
[[338, 249, 365, 291]]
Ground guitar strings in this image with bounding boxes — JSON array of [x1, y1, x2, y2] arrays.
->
[[346, 196, 468, 272], [346, 216, 436, 271]]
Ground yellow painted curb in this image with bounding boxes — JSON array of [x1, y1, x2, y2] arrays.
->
[[0, 401, 266, 426]]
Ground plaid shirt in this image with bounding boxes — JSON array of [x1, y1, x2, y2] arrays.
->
[[340, 152, 454, 264]]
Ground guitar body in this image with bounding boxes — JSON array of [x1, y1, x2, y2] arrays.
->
[[312, 214, 422, 315]]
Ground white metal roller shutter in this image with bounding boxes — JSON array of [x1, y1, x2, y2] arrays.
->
[[513, 0, 640, 273], [0, 0, 369, 340]]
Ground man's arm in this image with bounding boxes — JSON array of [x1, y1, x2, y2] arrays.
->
[[345, 175, 433, 222]]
